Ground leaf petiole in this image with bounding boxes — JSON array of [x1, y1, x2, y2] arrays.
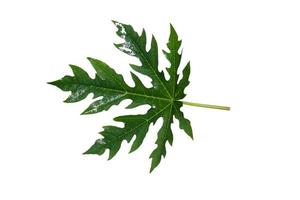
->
[[181, 101, 230, 111]]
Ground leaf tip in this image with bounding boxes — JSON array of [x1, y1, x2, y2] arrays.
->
[[113, 43, 121, 49], [86, 57, 94, 62], [149, 164, 155, 173], [128, 148, 134, 154], [111, 20, 123, 25], [128, 144, 139, 154], [47, 80, 56, 86], [149, 164, 157, 173], [82, 150, 89, 155], [80, 111, 87, 115], [47, 80, 63, 90], [162, 49, 168, 56], [150, 34, 157, 42], [112, 20, 127, 28], [68, 64, 76, 68], [169, 23, 175, 30], [108, 152, 116, 160], [169, 23, 178, 37], [63, 99, 70, 103], [83, 147, 93, 155], [80, 108, 92, 115], [67, 65, 77, 75]]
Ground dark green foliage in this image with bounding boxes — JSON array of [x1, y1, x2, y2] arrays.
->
[[49, 21, 193, 172]]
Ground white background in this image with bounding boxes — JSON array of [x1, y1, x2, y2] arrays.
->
[[1, 0, 300, 199]]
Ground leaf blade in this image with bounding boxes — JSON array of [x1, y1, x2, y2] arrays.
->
[[50, 21, 194, 172]]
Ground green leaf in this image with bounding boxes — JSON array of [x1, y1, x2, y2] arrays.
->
[[49, 21, 230, 172]]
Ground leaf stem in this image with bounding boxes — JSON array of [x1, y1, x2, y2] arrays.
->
[[180, 101, 230, 111]]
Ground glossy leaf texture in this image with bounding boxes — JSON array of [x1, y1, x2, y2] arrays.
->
[[49, 21, 193, 172]]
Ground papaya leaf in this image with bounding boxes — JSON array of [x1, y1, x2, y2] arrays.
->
[[49, 21, 230, 172]]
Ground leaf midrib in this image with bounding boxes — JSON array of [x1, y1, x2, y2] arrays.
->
[[127, 34, 172, 98], [105, 103, 173, 143], [70, 81, 172, 102]]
